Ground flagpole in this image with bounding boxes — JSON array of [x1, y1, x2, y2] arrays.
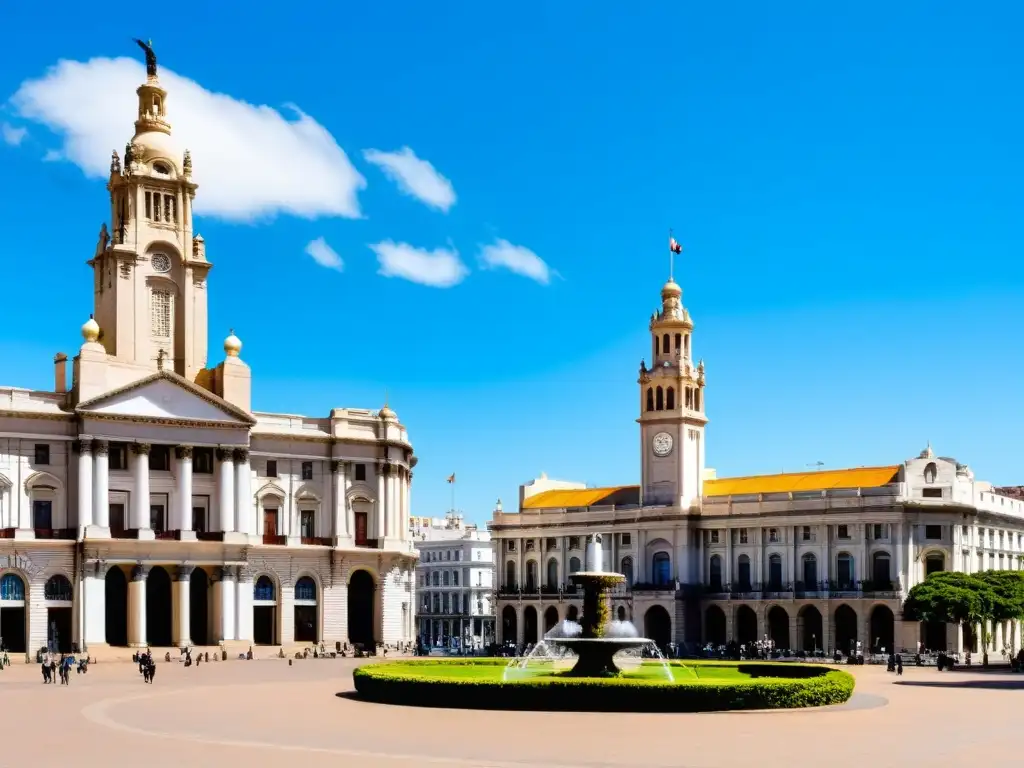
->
[[450, 475, 456, 515], [668, 227, 675, 281]]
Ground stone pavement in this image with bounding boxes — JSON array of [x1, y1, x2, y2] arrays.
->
[[1, 658, 1018, 767]]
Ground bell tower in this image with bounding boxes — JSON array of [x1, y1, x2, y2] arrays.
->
[[88, 41, 211, 380], [637, 265, 708, 510]]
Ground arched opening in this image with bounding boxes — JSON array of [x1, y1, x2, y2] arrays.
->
[[705, 605, 726, 645], [662, 333, 670, 353], [921, 620, 947, 652], [768, 553, 783, 589], [644, 605, 672, 649], [798, 605, 823, 652], [736, 605, 757, 644], [44, 574, 73, 653], [655, 386, 664, 411], [523, 606, 538, 645], [566, 605, 579, 622], [294, 576, 318, 643], [646, 388, 654, 412], [0, 573, 27, 653], [568, 557, 581, 579], [833, 604, 858, 654], [870, 604, 895, 653], [617, 605, 627, 621], [674, 333, 681, 351], [872, 552, 892, 588], [767, 605, 789, 648], [501, 605, 517, 645], [801, 554, 818, 589], [146, 566, 173, 647], [505, 561, 516, 589], [925, 552, 945, 576], [620, 556, 634, 586], [736, 555, 752, 591], [546, 558, 558, 590], [666, 387, 676, 410], [347, 570, 375, 647], [253, 575, 277, 645], [105, 566, 128, 647], [189, 568, 210, 645], [837, 552, 855, 587], [525, 561, 538, 592], [708, 555, 723, 591], [543, 606, 559, 634], [652, 551, 672, 587]]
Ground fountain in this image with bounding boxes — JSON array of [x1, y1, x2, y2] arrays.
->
[[505, 533, 674, 680]]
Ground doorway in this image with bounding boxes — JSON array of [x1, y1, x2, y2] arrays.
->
[[47, 608, 73, 652], [189, 568, 210, 645], [105, 567, 128, 646], [146, 566, 173, 647], [263, 509, 278, 543], [347, 570, 375, 647], [253, 575, 277, 645]]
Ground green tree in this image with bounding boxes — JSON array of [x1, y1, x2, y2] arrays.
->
[[903, 572, 999, 665], [976, 571, 1024, 659]]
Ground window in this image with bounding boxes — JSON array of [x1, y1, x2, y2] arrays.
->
[[620, 533, 631, 546], [32, 500, 52, 530], [354, 463, 366, 481], [150, 504, 166, 533], [300, 510, 315, 539], [192, 506, 206, 533], [802, 525, 812, 541], [44, 575, 73, 602], [295, 577, 316, 602], [546, 537, 557, 551], [925, 525, 942, 541], [652, 552, 671, 587], [646, 388, 654, 411], [922, 488, 942, 499], [768, 528, 779, 543], [109, 443, 128, 471], [507, 540, 516, 552], [872, 524, 886, 540], [432, 571, 440, 587], [768, 554, 783, 590], [708, 555, 723, 591], [525, 561, 537, 591], [525, 539, 535, 552], [164, 194, 176, 223], [254, 576, 275, 601], [709, 530, 719, 544], [872, 552, 891, 585], [569, 536, 580, 550], [505, 561, 516, 588], [801, 553, 817, 587], [0, 574, 25, 601], [34, 444, 50, 465], [453, 571, 459, 586], [837, 525, 850, 539], [150, 445, 170, 471], [151, 289, 171, 337], [145, 190, 152, 219], [446, 550, 452, 561], [301, 462, 313, 480], [837, 553, 854, 586], [266, 460, 278, 478], [925, 552, 945, 575], [569, 556, 582, 576], [193, 448, 214, 474], [736, 555, 751, 591], [738, 529, 748, 544], [620, 556, 634, 586]]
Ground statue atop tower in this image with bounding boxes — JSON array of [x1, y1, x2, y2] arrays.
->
[[133, 38, 158, 80]]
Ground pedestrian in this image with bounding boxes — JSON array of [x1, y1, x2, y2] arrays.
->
[[41, 653, 50, 684], [896, 654, 903, 676]]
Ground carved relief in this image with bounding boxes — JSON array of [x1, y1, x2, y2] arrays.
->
[[174, 445, 193, 459]]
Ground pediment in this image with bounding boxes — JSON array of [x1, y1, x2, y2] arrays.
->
[[77, 373, 255, 425]]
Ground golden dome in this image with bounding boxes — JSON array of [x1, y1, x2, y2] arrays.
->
[[379, 404, 397, 421], [81, 315, 100, 343], [224, 329, 242, 357], [661, 279, 682, 299]]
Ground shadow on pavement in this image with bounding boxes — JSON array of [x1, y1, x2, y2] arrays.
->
[[896, 679, 1024, 690]]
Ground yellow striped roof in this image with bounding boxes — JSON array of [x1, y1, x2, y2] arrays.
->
[[521, 486, 632, 510]]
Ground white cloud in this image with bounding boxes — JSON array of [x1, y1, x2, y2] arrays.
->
[[369, 240, 467, 288], [479, 239, 552, 284], [304, 237, 343, 271], [363, 147, 455, 213], [9, 57, 365, 222], [1, 123, 27, 146]]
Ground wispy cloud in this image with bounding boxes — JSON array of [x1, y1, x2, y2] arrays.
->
[[9, 57, 365, 221], [1, 123, 27, 146], [363, 147, 456, 213], [42, 149, 62, 162], [369, 240, 467, 288], [304, 237, 343, 271], [479, 239, 553, 284]]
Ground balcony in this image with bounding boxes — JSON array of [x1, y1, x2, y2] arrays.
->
[[761, 583, 795, 600]]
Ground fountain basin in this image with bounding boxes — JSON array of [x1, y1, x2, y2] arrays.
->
[[548, 637, 651, 677]]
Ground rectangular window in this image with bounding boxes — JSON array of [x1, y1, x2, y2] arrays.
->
[[34, 444, 50, 465], [150, 445, 170, 471], [739, 529, 748, 544], [922, 487, 943, 499], [507, 540, 516, 552], [266, 460, 278, 478], [300, 510, 315, 538], [768, 528, 779, 543], [837, 524, 850, 539], [193, 448, 214, 474], [145, 191, 152, 219], [802, 525, 812, 541], [150, 504, 166, 533], [453, 571, 459, 586], [192, 506, 206, 533], [709, 530, 719, 544], [164, 195, 176, 223], [301, 461, 313, 480], [569, 536, 580, 550], [925, 525, 942, 541], [153, 191, 161, 221], [355, 463, 366, 481], [32, 500, 52, 530], [109, 443, 128, 471], [872, 523, 885, 540], [151, 289, 171, 337], [621, 533, 631, 546]]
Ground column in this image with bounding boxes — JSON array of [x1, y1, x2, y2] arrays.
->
[[405, 470, 412, 541], [217, 567, 236, 642], [233, 448, 251, 535], [127, 565, 148, 647], [235, 566, 253, 644], [332, 461, 345, 538], [725, 528, 733, 589], [83, 561, 106, 646], [131, 443, 151, 531], [376, 462, 387, 540], [93, 440, 109, 529], [344, 463, 354, 535], [75, 440, 93, 531], [859, 523, 868, 588], [175, 446, 193, 533], [174, 565, 192, 647], [906, 524, 915, 591], [216, 448, 235, 533]]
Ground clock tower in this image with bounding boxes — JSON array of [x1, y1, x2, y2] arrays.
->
[[637, 275, 708, 510]]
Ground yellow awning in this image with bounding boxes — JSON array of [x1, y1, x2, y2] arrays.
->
[[521, 486, 632, 510], [704, 465, 900, 497]]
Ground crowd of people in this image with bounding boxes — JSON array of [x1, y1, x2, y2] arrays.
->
[[40, 651, 85, 684]]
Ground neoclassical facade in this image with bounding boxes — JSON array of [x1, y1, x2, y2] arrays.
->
[[489, 275, 1024, 657], [0, 50, 416, 659]]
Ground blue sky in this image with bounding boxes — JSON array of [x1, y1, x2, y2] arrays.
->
[[1, 2, 1021, 523]]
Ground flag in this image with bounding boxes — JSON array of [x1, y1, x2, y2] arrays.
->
[[447, 473, 456, 484], [669, 237, 682, 254]]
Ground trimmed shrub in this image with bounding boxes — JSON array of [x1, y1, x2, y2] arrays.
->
[[352, 659, 854, 712]]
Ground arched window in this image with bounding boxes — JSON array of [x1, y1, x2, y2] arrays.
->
[[44, 574, 73, 602], [872, 552, 891, 586], [708, 555, 723, 591], [505, 561, 516, 589], [768, 554, 783, 589], [654, 336, 660, 355], [295, 576, 316, 602], [620, 556, 634, 586], [736, 554, 752, 591], [652, 552, 671, 587], [568, 557, 581, 576], [662, 333, 670, 353], [666, 387, 675, 410], [925, 552, 945, 576], [254, 575, 275, 601], [694, 389, 701, 411], [924, 462, 937, 484], [801, 553, 818, 588], [837, 553, 855, 587], [646, 388, 654, 412], [0, 574, 24, 601], [525, 561, 538, 592], [684, 335, 690, 357], [674, 333, 681, 351], [546, 558, 558, 590], [655, 386, 664, 410]]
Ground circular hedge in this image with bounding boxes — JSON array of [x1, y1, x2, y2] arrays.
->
[[352, 659, 855, 712]]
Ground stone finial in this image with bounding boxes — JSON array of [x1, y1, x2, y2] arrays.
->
[[110, 150, 121, 175], [183, 149, 192, 176]]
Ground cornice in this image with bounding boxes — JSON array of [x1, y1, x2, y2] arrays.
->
[[0, 410, 74, 422], [78, 412, 250, 430]]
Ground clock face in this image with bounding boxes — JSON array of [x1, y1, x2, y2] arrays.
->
[[151, 253, 171, 273], [652, 432, 674, 457]]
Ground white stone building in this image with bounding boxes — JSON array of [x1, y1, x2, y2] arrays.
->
[[413, 512, 495, 651], [0, 48, 417, 660], [489, 274, 1024, 657]]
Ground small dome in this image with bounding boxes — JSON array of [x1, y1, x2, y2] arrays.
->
[[661, 279, 682, 299], [132, 131, 182, 175], [81, 315, 100, 343], [224, 329, 242, 357], [379, 404, 397, 421]]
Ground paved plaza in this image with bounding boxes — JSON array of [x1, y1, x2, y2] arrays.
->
[[1, 658, 1018, 767]]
